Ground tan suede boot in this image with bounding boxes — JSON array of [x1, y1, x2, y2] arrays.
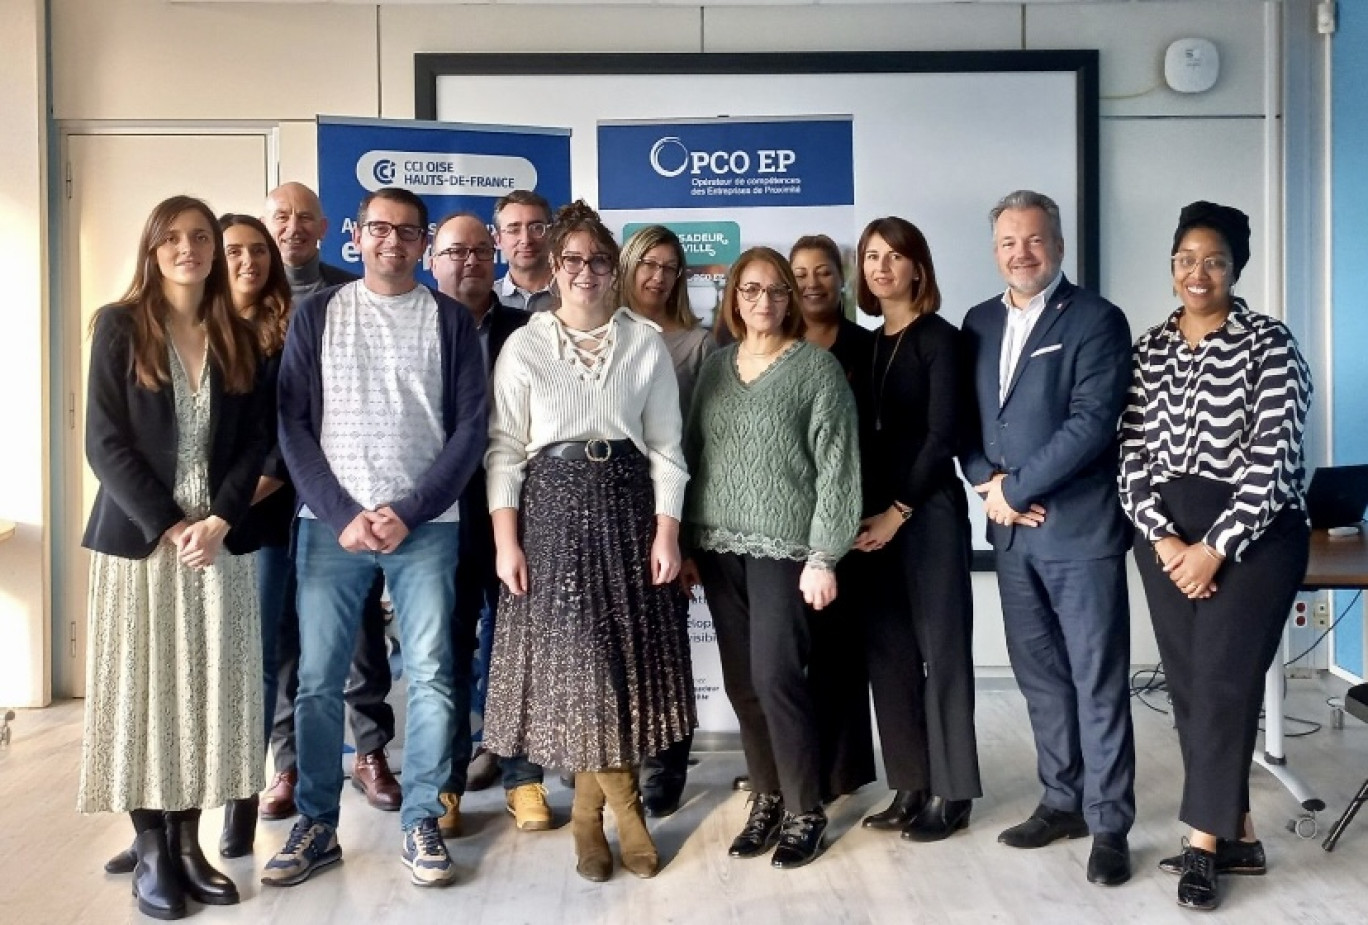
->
[[571, 772, 613, 882], [597, 768, 659, 879]]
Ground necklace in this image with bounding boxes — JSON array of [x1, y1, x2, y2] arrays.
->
[[740, 340, 787, 359], [870, 321, 912, 431]]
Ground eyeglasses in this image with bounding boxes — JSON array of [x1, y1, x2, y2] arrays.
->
[[498, 221, 548, 240], [1172, 254, 1232, 276], [435, 245, 496, 263], [638, 258, 681, 280], [736, 283, 792, 304], [558, 254, 616, 277], [363, 221, 425, 242]]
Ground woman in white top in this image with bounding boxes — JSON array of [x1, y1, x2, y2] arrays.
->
[[483, 201, 694, 883]]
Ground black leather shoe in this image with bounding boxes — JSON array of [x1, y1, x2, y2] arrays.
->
[[728, 792, 784, 858], [771, 810, 828, 869], [219, 795, 258, 858], [105, 841, 137, 875], [862, 790, 926, 830], [901, 796, 972, 842], [1159, 838, 1265, 876], [642, 773, 686, 818], [1086, 832, 1131, 885], [166, 814, 240, 905], [131, 828, 187, 921], [998, 804, 1089, 848], [1177, 843, 1220, 911], [732, 775, 752, 792]]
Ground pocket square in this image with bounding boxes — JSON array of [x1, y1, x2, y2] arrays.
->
[[1030, 343, 1063, 358]]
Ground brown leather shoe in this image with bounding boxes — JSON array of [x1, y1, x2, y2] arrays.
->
[[351, 749, 402, 811], [261, 769, 299, 821]]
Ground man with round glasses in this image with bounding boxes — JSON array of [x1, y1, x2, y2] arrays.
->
[[429, 212, 549, 838], [493, 190, 555, 312]]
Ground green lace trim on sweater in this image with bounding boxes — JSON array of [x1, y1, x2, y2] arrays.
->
[[693, 527, 837, 569]]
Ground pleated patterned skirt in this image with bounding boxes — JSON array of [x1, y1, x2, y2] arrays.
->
[[483, 448, 696, 772]]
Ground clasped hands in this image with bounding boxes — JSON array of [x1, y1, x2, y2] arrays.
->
[[1154, 535, 1222, 600], [161, 515, 228, 570], [339, 506, 409, 554], [973, 473, 1046, 528]]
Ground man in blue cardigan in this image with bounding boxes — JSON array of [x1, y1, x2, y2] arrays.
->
[[264, 187, 487, 889], [960, 190, 1136, 887]]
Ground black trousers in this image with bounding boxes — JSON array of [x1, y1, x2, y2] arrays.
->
[[699, 551, 822, 812], [271, 569, 394, 772], [808, 572, 876, 798], [1136, 476, 1309, 840], [858, 486, 981, 800]]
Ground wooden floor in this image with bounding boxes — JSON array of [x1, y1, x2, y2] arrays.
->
[[4, 679, 1367, 925]]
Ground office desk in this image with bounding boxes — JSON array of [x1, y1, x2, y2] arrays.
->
[[1256, 528, 1368, 834]]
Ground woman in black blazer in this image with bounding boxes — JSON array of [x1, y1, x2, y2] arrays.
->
[[78, 195, 270, 921], [850, 216, 981, 841]]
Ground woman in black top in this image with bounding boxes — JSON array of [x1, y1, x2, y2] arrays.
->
[[1119, 202, 1312, 911], [850, 216, 981, 841], [79, 195, 270, 920], [788, 235, 877, 800]]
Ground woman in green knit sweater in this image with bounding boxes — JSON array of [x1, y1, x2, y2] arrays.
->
[[683, 246, 861, 870]]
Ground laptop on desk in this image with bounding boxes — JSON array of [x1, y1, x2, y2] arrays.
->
[[1306, 465, 1368, 529]]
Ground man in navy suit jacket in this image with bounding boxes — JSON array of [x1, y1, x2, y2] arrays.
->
[[960, 190, 1136, 886]]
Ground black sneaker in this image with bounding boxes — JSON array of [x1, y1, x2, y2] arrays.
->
[[261, 817, 342, 887], [1158, 838, 1265, 876]]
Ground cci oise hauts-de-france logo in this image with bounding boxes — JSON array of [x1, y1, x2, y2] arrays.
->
[[356, 150, 538, 195]]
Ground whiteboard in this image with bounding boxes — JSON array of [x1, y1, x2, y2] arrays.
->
[[417, 52, 1099, 563]]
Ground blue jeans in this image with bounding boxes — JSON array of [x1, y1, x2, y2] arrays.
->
[[294, 518, 459, 829]]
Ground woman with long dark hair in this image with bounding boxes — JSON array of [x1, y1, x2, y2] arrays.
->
[[483, 201, 694, 882], [849, 216, 981, 840], [1120, 202, 1312, 911], [79, 195, 270, 920]]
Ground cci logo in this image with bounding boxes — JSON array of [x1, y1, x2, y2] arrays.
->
[[649, 136, 796, 179], [372, 159, 397, 185]]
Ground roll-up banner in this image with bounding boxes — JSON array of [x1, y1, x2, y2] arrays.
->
[[597, 115, 856, 328], [316, 115, 572, 287], [598, 116, 856, 735]]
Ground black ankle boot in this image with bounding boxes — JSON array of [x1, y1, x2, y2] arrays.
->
[[862, 790, 926, 830], [728, 792, 785, 858], [132, 828, 187, 921], [105, 841, 137, 875], [771, 808, 828, 869], [901, 796, 973, 842], [166, 811, 240, 905], [219, 795, 259, 858]]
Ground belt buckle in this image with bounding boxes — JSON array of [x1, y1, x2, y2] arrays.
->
[[585, 438, 612, 463]]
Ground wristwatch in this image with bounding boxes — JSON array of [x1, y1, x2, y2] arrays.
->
[[892, 501, 914, 522]]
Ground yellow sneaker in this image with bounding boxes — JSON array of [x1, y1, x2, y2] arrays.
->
[[505, 783, 553, 831], [438, 792, 462, 839]]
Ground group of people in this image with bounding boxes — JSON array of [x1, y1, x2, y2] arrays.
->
[[78, 179, 1311, 918]]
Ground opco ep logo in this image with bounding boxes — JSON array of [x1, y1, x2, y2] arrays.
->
[[649, 136, 796, 179]]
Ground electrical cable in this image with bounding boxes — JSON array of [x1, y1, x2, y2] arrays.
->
[[1284, 591, 1362, 667]]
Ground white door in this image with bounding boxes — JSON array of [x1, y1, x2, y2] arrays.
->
[[57, 131, 272, 697]]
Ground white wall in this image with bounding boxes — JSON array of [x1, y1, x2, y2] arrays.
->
[[0, 0, 51, 708], [34, 0, 1310, 688]]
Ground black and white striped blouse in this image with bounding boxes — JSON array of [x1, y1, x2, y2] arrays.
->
[[1118, 299, 1312, 561]]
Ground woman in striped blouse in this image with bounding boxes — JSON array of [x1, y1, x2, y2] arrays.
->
[[1118, 201, 1312, 912]]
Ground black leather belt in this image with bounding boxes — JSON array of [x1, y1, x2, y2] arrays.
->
[[539, 439, 636, 462]]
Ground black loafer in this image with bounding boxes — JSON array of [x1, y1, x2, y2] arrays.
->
[[1086, 832, 1131, 886], [862, 790, 926, 830], [901, 796, 972, 842], [1159, 838, 1265, 876], [998, 804, 1089, 848], [771, 810, 828, 870], [728, 793, 784, 858], [1177, 843, 1220, 911]]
